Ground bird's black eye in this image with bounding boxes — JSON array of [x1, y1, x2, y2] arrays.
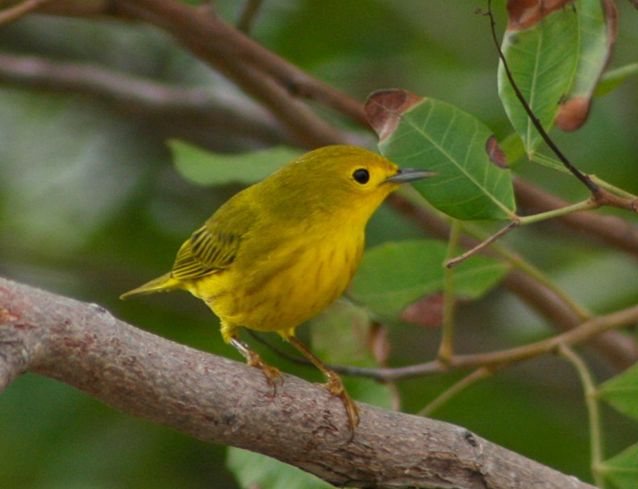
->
[[353, 168, 370, 184]]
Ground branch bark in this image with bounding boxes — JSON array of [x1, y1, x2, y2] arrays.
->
[[0, 276, 596, 489]]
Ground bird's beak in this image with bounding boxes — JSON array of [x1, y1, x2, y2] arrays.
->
[[385, 168, 436, 184]]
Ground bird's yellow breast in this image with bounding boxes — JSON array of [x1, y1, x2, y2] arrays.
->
[[187, 222, 364, 339]]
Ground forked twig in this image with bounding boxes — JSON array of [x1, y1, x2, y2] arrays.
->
[[445, 221, 518, 268]]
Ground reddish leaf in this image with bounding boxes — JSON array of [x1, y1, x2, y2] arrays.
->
[[400, 293, 444, 328], [367, 322, 391, 366], [364, 89, 422, 142], [485, 135, 509, 169], [555, 96, 591, 131], [506, 0, 574, 31]]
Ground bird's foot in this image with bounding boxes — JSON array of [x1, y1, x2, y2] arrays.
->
[[246, 350, 282, 393], [323, 372, 360, 435]]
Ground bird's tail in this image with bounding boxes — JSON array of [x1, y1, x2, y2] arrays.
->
[[120, 273, 180, 300]]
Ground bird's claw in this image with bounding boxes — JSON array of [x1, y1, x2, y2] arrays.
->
[[323, 372, 360, 435]]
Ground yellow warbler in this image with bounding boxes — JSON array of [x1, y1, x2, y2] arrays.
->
[[121, 145, 432, 430]]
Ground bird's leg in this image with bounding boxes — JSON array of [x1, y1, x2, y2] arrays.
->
[[228, 336, 281, 387], [287, 336, 360, 431]]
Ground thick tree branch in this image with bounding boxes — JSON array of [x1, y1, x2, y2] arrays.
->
[[111, 0, 354, 147], [0, 276, 596, 489], [0, 52, 287, 147]]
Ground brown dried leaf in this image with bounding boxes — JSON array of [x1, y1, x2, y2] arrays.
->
[[364, 89, 423, 142], [506, 0, 574, 31], [400, 293, 444, 328], [367, 322, 391, 366], [485, 135, 509, 168], [556, 96, 591, 131], [603, 0, 619, 45]]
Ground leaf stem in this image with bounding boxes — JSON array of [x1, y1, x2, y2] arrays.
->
[[531, 153, 638, 200], [461, 223, 592, 320], [438, 220, 461, 363], [418, 367, 492, 417], [446, 221, 518, 268], [559, 344, 605, 489], [517, 199, 599, 225]]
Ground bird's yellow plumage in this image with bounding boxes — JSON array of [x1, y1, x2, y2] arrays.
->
[[121, 145, 432, 430]]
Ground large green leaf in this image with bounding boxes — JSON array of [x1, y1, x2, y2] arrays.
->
[[365, 90, 515, 221], [349, 239, 510, 319], [600, 443, 638, 489], [598, 362, 638, 421], [170, 140, 301, 186], [498, 2, 579, 154], [227, 448, 332, 489]]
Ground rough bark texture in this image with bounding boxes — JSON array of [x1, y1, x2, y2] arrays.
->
[[0, 277, 595, 489]]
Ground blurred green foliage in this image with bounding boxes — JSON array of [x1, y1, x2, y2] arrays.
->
[[0, 1, 637, 488]]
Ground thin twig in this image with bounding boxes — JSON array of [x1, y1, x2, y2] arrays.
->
[[559, 344, 606, 489], [320, 304, 638, 382], [237, 0, 264, 33], [445, 221, 518, 268], [514, 179, 638, 257], [418, 367, 492, 417], [0, 0, 50, 24], [438, 220, 461, 362]]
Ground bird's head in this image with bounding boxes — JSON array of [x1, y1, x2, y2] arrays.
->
[[262, 145, 434, 224]]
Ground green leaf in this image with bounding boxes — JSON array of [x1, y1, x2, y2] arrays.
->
[[227, 448, 332, 489], [555, 0, 616, 131], [600, 443, 638, 489], [365, 90, 515, 221], [170, 140, 301, 186], [349, 239, 510, 320], [598, 362, 638, 421], [310, 301, 373, 367], [498, 4, 579, 154], [499, 133, 525, 168], [310, 302, 393, 409], [595, 63, 638, 97]]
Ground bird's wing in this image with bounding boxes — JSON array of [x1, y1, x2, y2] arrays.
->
[[171, 196, 256, 281]]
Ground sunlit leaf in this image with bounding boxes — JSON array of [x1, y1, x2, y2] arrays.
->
[[349, 239, 510, 319], [365, 90, 515, 221], [600, 443, 638, 489], [498, 1, 579, 154], [598, 362, 638, 420], [227, 448, 332, 489], [171, 140, 301, 186]]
